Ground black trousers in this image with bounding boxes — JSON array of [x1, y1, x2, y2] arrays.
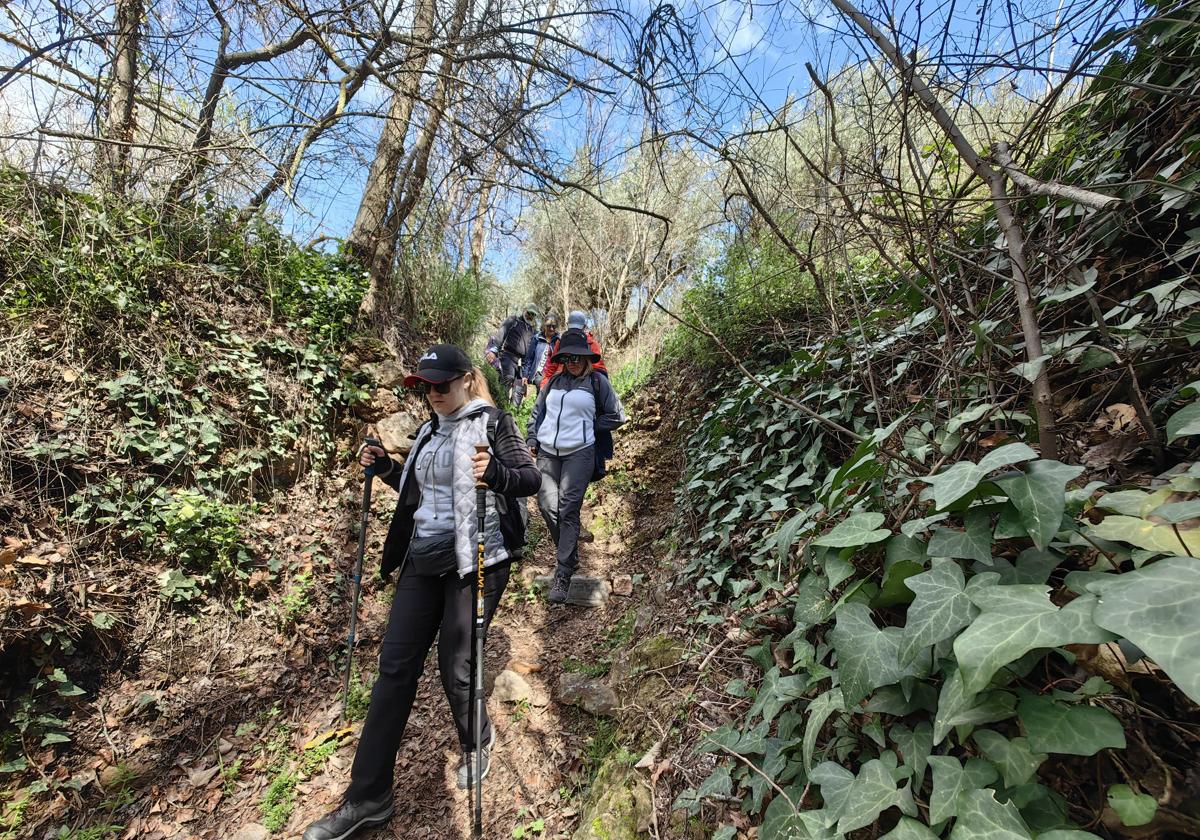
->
[[498, 351, 522, 392], [345, 559, 511, 802]]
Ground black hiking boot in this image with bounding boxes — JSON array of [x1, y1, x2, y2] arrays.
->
[[548, 570, 572, 604], [578, 525, 594, 543], [302, 793, 394, 840]]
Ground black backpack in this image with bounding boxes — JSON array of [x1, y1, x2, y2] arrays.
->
[[477, 405, 531, 555]]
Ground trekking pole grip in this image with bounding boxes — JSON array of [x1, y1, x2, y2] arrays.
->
[[361, 436, 383, 477], [474, 443, 489, 489]]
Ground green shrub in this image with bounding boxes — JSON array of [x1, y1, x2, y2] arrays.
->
[[266, 249, 367, 347], [662, 235, 818, 364], [259, 768, 297, 831], [411, 262, 493, 348]]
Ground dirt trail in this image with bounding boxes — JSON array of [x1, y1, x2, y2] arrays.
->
[[62, 400, 676, 840]]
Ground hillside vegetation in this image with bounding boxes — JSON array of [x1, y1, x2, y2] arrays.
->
[[645, 6, 1200, 839]]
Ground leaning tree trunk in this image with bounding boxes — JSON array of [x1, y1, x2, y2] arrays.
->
[[360, 0, 469, 324], [96, 0, 143, 196], [347, 0, 437, 265]]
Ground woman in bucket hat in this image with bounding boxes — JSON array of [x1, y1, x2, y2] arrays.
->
[[303, 344, 539, 840], [526, 329, 626, 604]]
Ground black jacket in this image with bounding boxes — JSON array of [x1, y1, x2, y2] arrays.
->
[[375, 406, 540, 580], [488, 315, 535, 359]]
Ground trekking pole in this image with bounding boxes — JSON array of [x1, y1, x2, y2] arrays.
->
[[471, 442, 488, 838], [342, 437, 380, 722]]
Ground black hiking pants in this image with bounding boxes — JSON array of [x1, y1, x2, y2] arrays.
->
[[345, 558, 511, 803], [498, 351, 522, 395]]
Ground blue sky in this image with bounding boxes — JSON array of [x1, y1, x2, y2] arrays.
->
[[2, 0, 1145, 285]]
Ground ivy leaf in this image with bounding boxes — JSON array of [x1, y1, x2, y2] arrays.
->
[[928, 755, 999, 824], [1036, 832, 1103, 840], [836, 753, 917, 835], [928, 509, 992, 562], [813, 512, 891, 548], [921, 444, 1038, 510], [880, 817, 941, 840], [803, 687, 844, 771], [1105, 784, 1157, 827], [697, 765, 732, 799], [973, 729, 1047, 788], [954, 585, 1113, 694], [792, 572, 834, 630], [891, 720, 933, 782], [948, 789, 1035, 840], [1090, 515, 1200, 557], [1085, 556, 1200, 703], [900, 560, 977, 666], [1011, 354, 1051, 383], [1165, 399, 1200, 443], [1017, 694, 1126, 755], [995, 461, 1083, 550], [811, 761, 855, 824], [830, 603, 923, 706], [934, 668, 1017, 744], [760, 789, 837, 840]]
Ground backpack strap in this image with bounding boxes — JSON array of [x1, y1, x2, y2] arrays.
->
[[485, 406, 500, 448]]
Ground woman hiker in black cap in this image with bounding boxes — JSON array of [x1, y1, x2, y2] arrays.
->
[[304, 344, 539, 840], [526, 329, 626, 605]]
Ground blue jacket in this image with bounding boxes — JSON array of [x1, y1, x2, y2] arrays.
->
[[522, 332, 553, 381], [527, 370, 626, 457]]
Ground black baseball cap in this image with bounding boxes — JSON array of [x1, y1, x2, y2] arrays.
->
[[402, 344, 473, 387]]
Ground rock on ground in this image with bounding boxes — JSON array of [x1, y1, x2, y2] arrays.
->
[[556, 672, 618, 716], [492, 669, 550, 706], [376, 410, 421, 454], [229, 825, 270, 840], [571, 757, 652, 840], [532, 574, 611, 607]]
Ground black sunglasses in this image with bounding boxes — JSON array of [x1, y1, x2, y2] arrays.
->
[[563, 354, 587, 364], [411, 375, 463, 395]]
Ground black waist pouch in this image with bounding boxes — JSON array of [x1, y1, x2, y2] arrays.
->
[[407, 533, 457, 577]]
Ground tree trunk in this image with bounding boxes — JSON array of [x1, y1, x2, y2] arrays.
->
[[96, 0, 143, 196], [347, 0, 437, 265], [466, 0, 557, 276], [360, 0, 470, 323]]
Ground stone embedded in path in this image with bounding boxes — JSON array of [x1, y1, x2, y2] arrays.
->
[[556, 672, 618, 716], [507, 659, 542, 675], [532, 575, 611, 607], [611, 574, 633, 596], [492, 669, 549, 706], [229, 825, 270, 840]]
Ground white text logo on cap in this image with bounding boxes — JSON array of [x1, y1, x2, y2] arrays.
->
[[421, 351, 438, 361]]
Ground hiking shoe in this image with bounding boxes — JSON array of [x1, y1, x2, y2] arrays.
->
[[548, 571, 571, 605], [578, 526, 594, 543], [302, 793, 394, 840], [456, 738, 493, 790]]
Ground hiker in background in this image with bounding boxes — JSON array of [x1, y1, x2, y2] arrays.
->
[[526, 330, 626, 605], [486, 304, 540, 402], [540, 310, 607, 386], [522, 314, 558, 398], [303, 344, 539, 840]]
